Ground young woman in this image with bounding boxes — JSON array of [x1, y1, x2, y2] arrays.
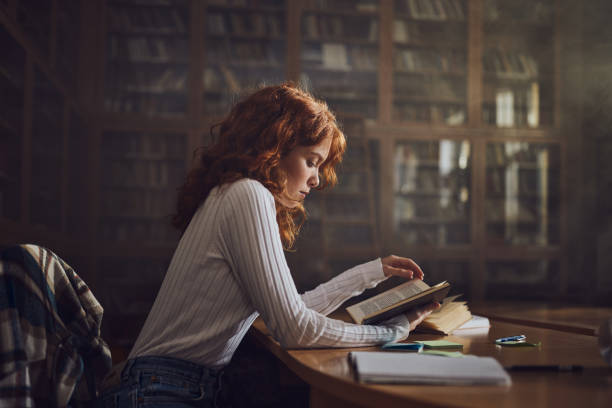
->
[[96, 83, 438, 408]]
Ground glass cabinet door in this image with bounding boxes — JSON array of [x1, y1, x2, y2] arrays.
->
[[104, 0, 190, 116], [394, 140, 471, 245], [482, 0, 555, 128], [300, 0, 379, 119], [392, 0, 468, 125], [485, 142, 560, 246], [204, 0, 286, 118]]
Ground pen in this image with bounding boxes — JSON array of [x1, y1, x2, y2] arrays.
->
[[496, 335, 526, 343], [505, 365, 583, 372]]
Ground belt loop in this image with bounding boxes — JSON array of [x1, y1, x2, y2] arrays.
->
[[121, 359, 136, 381]]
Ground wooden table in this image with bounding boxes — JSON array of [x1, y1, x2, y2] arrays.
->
[[470, 301, 612, 336], [250, 311, 612, 408]]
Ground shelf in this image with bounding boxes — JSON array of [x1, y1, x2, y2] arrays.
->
[[206, 60, 283, 69], [394, 41, 466, 51], [109, 0, 188, 8], [324, 218, 373, 226], [107, 29, 187, 36], [302, 8, 378, 17], [102, 154, 184, 161], [483, 72, 545, 82], [107, 87, 186, 95], [399, 218, 469, 224], [207, 4, 284, 14], [394, 95, 465, 104], [483, 21, 554, 31], [395, 191, 461, 198], [393, 69, 465, 77], [108, 58, 190, 65], [207, 33, 285, 42], [100, 214, 170, 220], [302, 37, 378, 47], [394, 14, 466, 24]]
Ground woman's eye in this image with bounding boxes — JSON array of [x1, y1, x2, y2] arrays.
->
[[307, 160, 315, 167]]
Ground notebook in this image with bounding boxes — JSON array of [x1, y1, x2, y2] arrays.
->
[[349, 352, 511, 386]]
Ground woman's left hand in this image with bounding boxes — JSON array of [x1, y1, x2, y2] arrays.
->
[[381, 255, 424, 280]]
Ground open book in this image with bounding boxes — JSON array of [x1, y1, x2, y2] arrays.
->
[[416, 294, 473, 335], [346, 280, 451, 325]]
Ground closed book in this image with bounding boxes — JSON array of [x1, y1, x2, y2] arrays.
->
[[349, 352, 511, 385]]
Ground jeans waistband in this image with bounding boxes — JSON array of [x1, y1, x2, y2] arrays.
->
[[121, 356, 223, 383]]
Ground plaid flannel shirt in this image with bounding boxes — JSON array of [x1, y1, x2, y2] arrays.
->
[[0, 244, 112, 407]]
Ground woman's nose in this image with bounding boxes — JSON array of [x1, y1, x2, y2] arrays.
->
[[309, 172, 320, 188]]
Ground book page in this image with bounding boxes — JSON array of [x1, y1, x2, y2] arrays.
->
[[348, 280, 430, 323]]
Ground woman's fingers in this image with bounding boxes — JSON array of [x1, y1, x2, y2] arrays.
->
[[382, 255, 424, 280], [407, 302, 440, 331], [382, 264, 414, 279]]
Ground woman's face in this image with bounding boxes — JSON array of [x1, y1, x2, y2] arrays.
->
[[278, 136, 332, 208]]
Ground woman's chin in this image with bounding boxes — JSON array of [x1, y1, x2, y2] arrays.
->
[[277, 195, 302, 209]]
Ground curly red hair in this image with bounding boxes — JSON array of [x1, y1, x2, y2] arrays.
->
[[173, 82, 346, 249]]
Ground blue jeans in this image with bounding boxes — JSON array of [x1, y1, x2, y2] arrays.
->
[[96, 356, 223, 408]]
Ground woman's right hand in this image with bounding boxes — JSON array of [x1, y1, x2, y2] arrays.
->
[[406, 302, 440, 331]]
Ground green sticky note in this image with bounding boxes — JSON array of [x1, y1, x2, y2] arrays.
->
[[422, 350, 464, 358], [416, 340, 464, 349], [495, 340, 541, 347]]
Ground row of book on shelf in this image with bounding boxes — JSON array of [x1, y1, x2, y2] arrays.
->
[[100, 189, 174, 216], [486, 85, 539, 128], [103, 161, 185, 188], [102, 133, 186, 158], [396, 0, 466, 21], [483, 48, 539, 78], [302, 43, 377, 71], [486, 141, 554, 165], [486, 170, 554, 197], [98, 219, 179, 243], [107, 66, 188, 93], [108, 5, 187, 33], [303, 14, 377, 42], [485, 198, 547, 224], [104, 93, 187, 115], [395, 196, 469, 221], [207, 41, 282, 65], [203, 65, 284, 94], [394, 76, 465, 101], [394, 49, 465, 73], [396, 223, 469, 245], [484, 0, 553, 24], [207, 12, 283, 37], [108, 36, 189, 63], [393, 104, 465, 125]]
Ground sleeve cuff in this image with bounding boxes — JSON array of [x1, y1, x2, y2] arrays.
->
[[356, 257, 387, 287]]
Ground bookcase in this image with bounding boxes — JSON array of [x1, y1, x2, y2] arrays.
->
[[84, 0, 567, 345], [0, 1, 87, 261]]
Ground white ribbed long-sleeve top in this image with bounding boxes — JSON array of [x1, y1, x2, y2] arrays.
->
[[129, 179, 410, 368]]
